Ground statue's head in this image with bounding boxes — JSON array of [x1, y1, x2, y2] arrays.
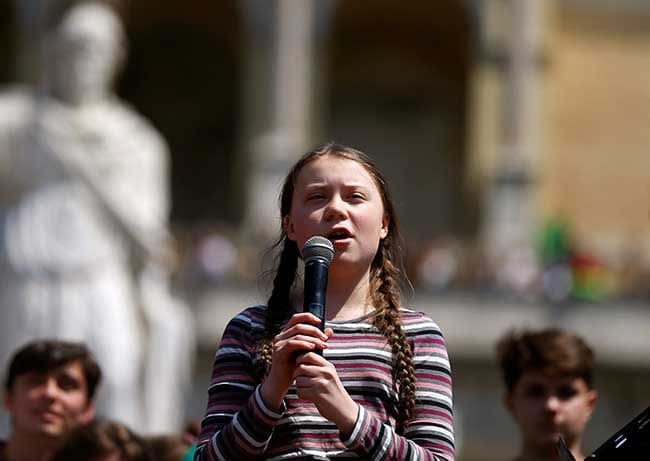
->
[[45, 1, 126, 105]]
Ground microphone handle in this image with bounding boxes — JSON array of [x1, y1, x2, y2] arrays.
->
[[303, 258, 329, 355]]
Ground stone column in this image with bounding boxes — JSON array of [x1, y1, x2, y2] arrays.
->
[[481, 0, 546, 293], [240, 0, 318, 244]]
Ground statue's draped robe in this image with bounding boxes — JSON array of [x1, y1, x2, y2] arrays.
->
[[0, 88, 193, 434]]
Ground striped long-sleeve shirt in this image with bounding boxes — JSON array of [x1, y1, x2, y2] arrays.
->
[[195, 305, 454, 461]]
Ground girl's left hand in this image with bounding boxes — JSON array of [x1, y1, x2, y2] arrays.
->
[[293, 349, 359, 435]]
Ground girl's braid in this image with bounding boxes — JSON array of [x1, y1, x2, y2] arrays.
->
[[253, 239, 299, 381], [369, 241, 417, 434]]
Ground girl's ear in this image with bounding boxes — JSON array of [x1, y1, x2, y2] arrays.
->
[[284, 216, 296, 241], [380, 214, 389, 239]]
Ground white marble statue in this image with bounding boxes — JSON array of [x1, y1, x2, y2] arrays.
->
[[0, 1, 194, 435]]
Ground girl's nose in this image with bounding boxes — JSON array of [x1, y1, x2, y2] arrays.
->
[[324, 196, 346, 221]]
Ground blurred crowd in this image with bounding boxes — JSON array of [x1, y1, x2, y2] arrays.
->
[[172, 216, 650, 306]]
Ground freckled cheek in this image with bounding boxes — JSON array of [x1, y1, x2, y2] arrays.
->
[[293, 207, 321, 222], [307, 210, 324, 221], [290, 211, 318, 229]]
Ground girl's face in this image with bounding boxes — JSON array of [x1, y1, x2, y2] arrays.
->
[[285, 155, 389, 275]]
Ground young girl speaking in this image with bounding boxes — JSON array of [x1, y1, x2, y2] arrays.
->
[[195, 143, 454, 460]]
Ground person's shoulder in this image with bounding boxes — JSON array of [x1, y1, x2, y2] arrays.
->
[[108, 99, 156, 128], [0, 84, 31, 102], [105, 98, 168, 149], [232, 305, 268, 322], [399, 309, 451, 363], [399, 308, 446, 337], [223, 305, 268, 335]]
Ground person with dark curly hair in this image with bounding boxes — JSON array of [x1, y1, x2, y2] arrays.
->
[[195, 142, 454, 460]]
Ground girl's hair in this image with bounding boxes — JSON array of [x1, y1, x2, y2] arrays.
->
[[254, 141, 416, 433]]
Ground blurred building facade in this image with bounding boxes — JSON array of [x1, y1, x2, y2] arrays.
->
[[5, 0, 649, 288], [2, 1, 650, 460]]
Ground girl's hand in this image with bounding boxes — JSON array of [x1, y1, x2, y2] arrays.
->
[[260, 312, 330, 409], [294, 351, 359, 435]]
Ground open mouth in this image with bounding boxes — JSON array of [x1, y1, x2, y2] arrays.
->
[[327, 229, 352, 241]]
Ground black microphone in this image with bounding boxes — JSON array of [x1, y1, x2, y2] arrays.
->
[[302, 236, 334, 351]]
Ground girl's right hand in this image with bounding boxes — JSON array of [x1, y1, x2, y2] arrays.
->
[[260, 312, 331, 410]]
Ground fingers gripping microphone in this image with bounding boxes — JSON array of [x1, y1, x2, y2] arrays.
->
[[302, 236, 334, 348]]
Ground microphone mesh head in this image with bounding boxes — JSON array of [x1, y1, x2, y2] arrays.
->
[[302, 236, 334, 264]]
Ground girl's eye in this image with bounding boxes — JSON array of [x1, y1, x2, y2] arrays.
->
[[306, 193, 325, 201], [349, 193, 365, 201]]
